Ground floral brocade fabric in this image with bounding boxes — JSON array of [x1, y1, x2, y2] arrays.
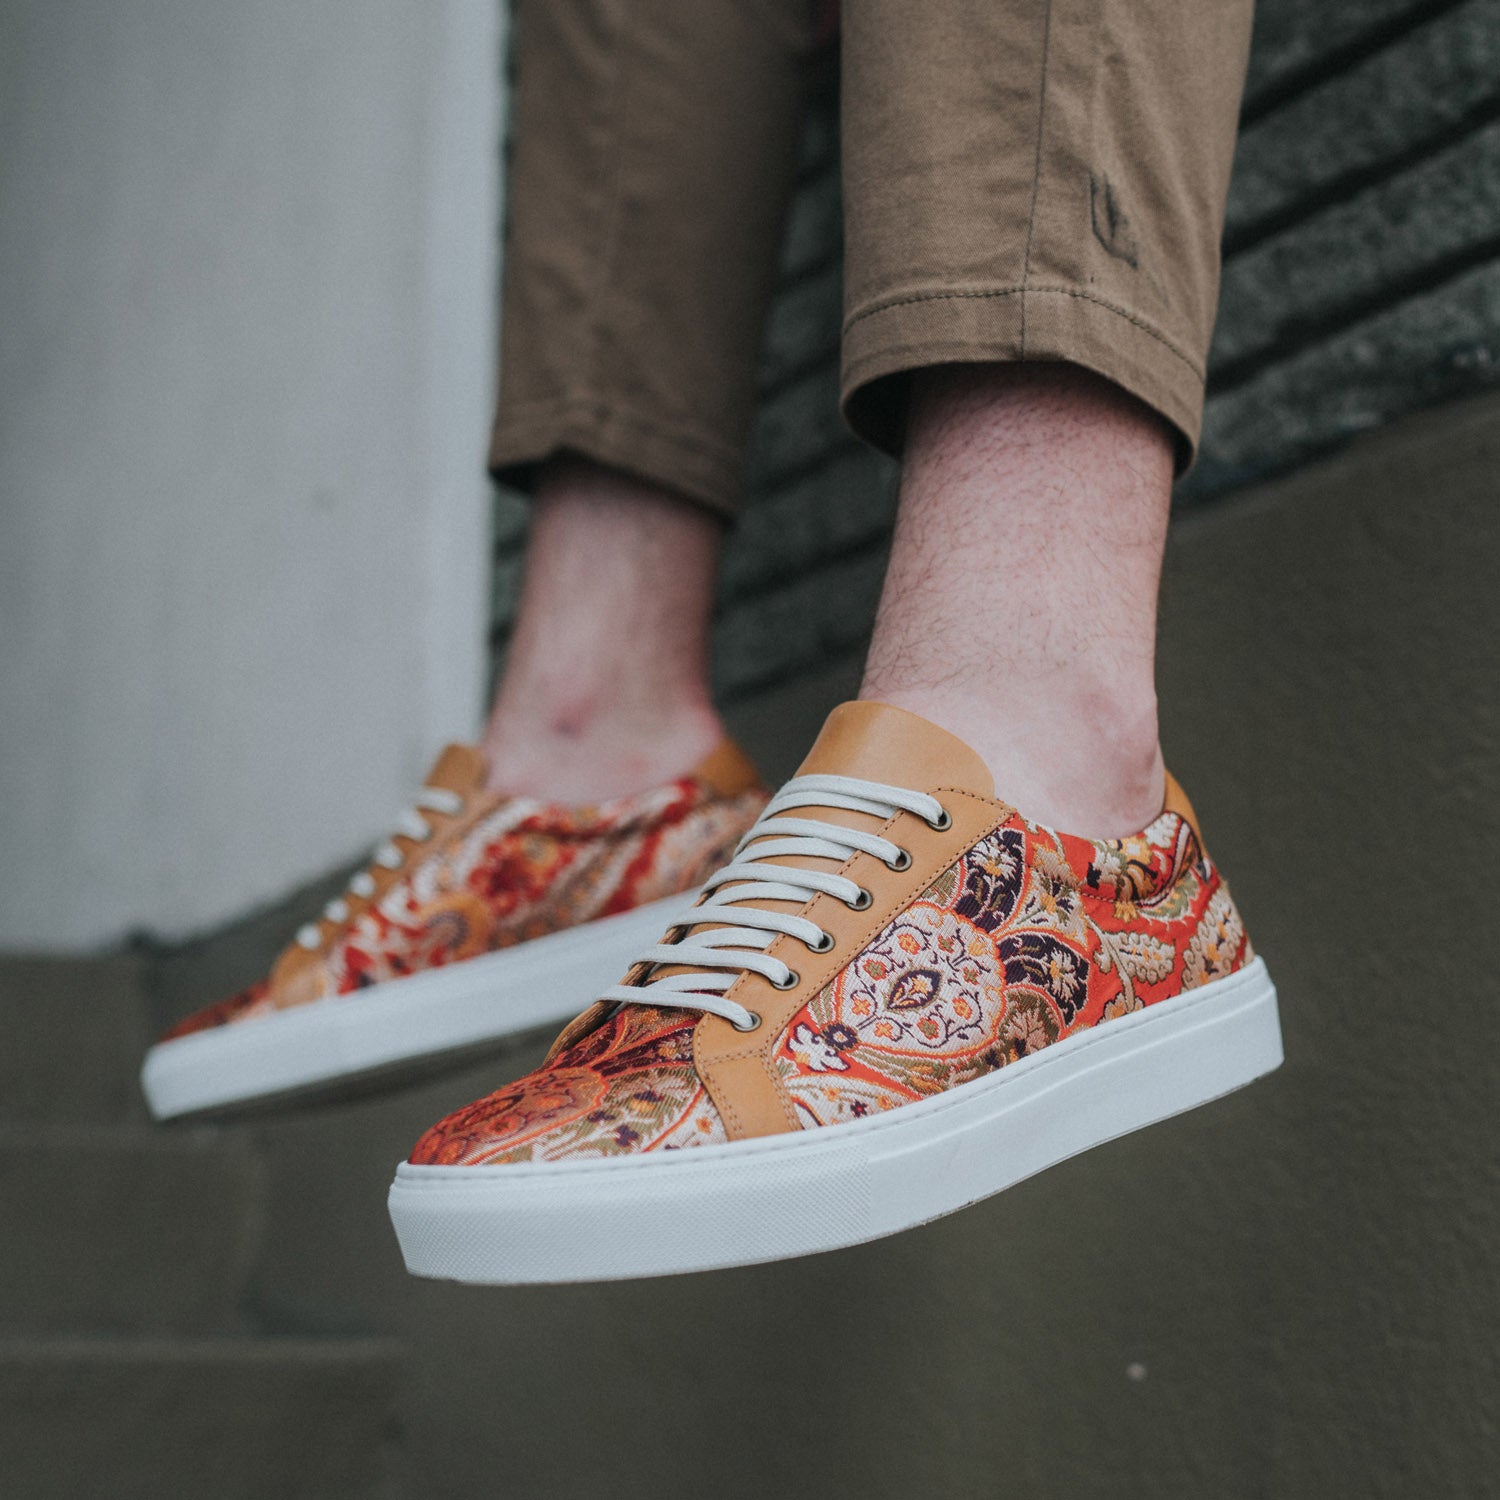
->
[[410, 1004, 724, 1165], [771, 811, 1248, 1126], [408, 806, 1252, 1165], [162, 778, 767, 1041]]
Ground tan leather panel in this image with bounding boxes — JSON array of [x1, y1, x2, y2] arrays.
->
[[694, 784, 1008, 1140], [796, 700, 995, 797], [663, 703, 997, 977], [691, 702, 1005, 1139], [689, 737, 766, 798], [425, 743, 489, 797], [690, 703, 1202, 1141], [1162, 769, 1203, 848]]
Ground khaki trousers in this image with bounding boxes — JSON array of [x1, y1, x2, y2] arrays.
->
[[490, 0, 1254, 519]]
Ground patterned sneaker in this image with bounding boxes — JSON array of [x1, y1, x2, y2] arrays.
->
[[141, 740, 767, 1120], [388, 702, 1283, 1283]]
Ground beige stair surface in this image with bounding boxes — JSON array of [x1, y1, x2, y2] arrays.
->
[[0, 956, 408, 1498]]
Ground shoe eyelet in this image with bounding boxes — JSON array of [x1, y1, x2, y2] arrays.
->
[[887, 847, 912, 872], [732, 1011, 762, 1033], [808, 930, 836, 954], [770, 969, 800, 991], [849, 887, 873, 912], [927, 807, 953, 831]]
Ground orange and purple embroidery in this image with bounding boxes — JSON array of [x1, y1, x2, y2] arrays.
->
[[411, 1003, 725, 1165], [771, 811, 1248, 1125], [409, 807, 1250, 1165]]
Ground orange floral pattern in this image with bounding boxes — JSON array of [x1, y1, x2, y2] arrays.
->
[[161, 778, 767, 1041], [407, 805, 1252, 1164], [771, 810, 1249, 1125], [410, 1004, 724, 1165]]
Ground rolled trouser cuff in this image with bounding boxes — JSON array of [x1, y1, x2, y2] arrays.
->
[[837, 0, 1252, 482], [840, 283, 1206, 472], [489, 397, 742, 520]]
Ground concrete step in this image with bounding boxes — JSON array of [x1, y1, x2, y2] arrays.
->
[[0, 1125, 263, 1335], [0, 1334, 404, 1500], [0, 955, 149, 1124]]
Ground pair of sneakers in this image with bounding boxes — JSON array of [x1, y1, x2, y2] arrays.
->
[[143, 702, 1282, 1283]]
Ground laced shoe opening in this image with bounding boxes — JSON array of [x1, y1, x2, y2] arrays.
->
[[598, 774, 948, 1032], [296, 785, 466, 951]]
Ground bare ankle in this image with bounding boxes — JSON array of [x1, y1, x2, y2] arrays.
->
[[482, 693, 725, 803], [480, 456, 728, 802], [864, 680, 1164, 837], [863, 360, 1176, 838]]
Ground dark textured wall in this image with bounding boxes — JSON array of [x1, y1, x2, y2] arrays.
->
[[1201, 0, 1500, 492], [492, 0, 1500, 704]]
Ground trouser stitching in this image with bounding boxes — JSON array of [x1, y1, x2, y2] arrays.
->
[[841, 285, 1204, 379], [1019, 0, 1057, 357], [585, 3, 642, 409]]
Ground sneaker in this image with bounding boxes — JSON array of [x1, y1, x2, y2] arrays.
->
[[141, 740, 768, 1120], [387, 702, 1282, 1283]]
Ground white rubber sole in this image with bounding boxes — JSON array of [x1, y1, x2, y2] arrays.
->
[[140, 893, 695, 1121], [388, 958, 1282, 1284]]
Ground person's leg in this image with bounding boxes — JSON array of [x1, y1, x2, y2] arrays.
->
[[860, 364, 1171, 835], [480, 0, 818, 800], [491, 0, 816, 517], [481, 456, 725, 802], [842, 0, 1253, 836]]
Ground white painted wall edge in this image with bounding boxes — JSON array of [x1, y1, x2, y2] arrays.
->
[[0, 0, 505, 951], [418, 0, 503, 763]]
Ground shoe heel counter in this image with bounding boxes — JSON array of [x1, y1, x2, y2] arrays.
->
[[1207, 867, 1256, 968], [1185, 844, 1257, 982], [1164, 772, 1256, 975]]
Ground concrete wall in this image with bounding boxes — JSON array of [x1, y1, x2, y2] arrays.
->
[[0, 0, 503, 949]]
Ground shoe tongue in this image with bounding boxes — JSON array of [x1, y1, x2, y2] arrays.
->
[[795, 702, 993, 797], [594, 705, 994, 1021], [423, 743, 488, 796]]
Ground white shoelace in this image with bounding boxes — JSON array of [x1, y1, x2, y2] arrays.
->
[[599, 773, 950, 1032], [295, 785, 465, 950]]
